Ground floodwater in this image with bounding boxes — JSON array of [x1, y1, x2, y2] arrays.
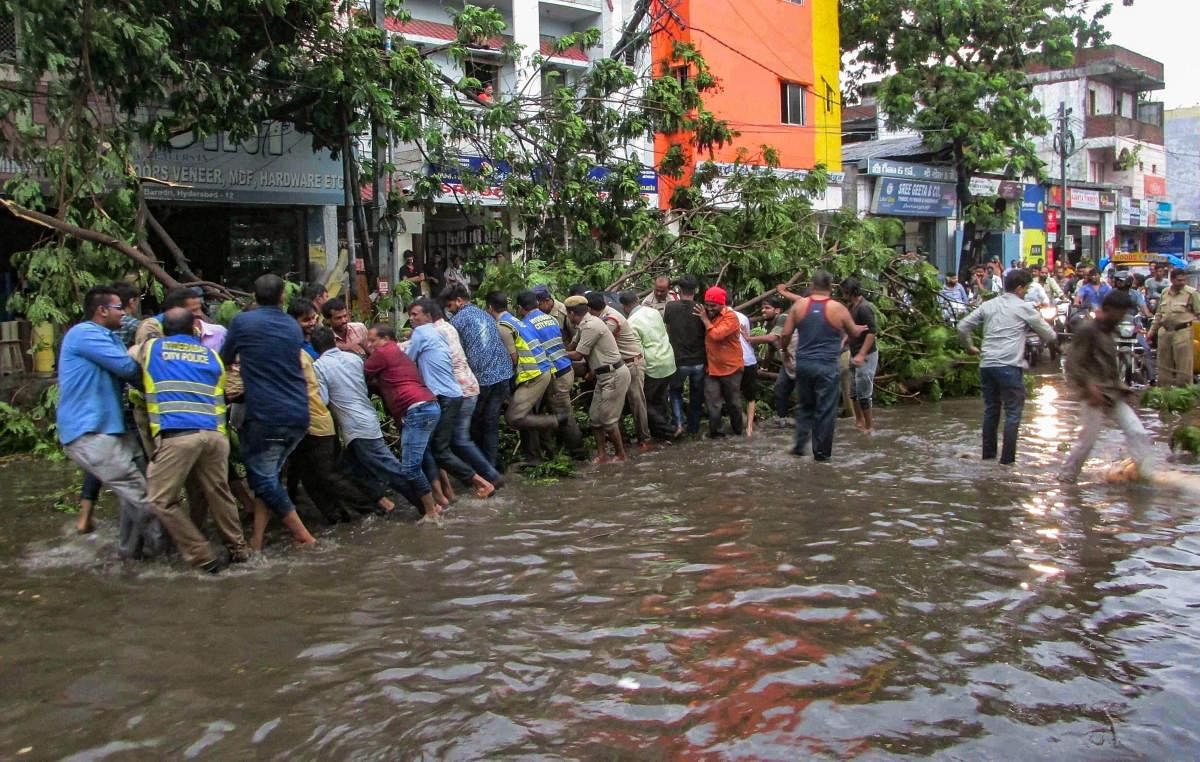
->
[[2, 376, 1200, 759]]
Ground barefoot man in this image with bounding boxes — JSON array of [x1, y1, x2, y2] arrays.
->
[[565, 295, 631, 464]]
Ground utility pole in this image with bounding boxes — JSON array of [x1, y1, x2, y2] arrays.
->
[[1053, 102, 1075, 268], [371, 0, 391, 295]]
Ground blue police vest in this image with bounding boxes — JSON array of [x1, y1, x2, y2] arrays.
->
[[524, 309, 572, 373], [142, 335, 227, 436]]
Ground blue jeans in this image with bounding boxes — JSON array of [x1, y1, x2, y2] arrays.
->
[[471, 380, 510, 468], [670, 364, 706, 434], [793, 359, 840, 461], [455, 396, 501, 483], [345, 436, 422, 509], [433, 396, 477, 484], [240, 420, 307, 517], [400, 401, 440, 496], [980, 365, 1025, 464]]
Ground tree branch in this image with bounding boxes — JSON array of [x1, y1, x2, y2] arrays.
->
[[1, 199, 181, 289], [146, 208, 201, 283]]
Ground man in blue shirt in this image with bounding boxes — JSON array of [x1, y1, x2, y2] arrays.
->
[[221, 274, 316, 546], [406, 299, 496, 499], [58, 286, 163, 559], [440, 284, 513, 468], [1074, 267, 1111, 310]]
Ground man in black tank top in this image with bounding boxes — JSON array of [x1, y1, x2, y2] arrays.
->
[[776, 272, 867, 461]]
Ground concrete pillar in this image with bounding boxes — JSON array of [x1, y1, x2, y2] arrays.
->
[[512, 1, 540, 100]]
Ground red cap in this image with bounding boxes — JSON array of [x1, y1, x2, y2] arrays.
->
[[703, 286, 727, 306]]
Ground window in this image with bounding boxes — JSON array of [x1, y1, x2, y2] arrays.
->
[[781, 82, 806, 126], [672, 65, 689, 89], [1116, 91, 1124, 117], [0, 14, 16, 60], [1088, 88, 1097, 116], [464, 59, 499, 99], [1152, 163, 1158, 174], [540, 66, 576, 99]]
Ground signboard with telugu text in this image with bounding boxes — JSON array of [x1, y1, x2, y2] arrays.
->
[[866, 158, 955, 183]]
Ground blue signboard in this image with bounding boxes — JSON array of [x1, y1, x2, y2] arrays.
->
[[1147, 230, 1186, 254], [1020, 184, 1046, 230], [871, 178, 957, 217]]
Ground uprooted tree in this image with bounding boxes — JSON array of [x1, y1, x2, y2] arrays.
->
[[0, 0, 974, 397]]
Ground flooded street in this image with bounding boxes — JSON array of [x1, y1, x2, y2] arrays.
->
[[3, 375, 1200, 759]]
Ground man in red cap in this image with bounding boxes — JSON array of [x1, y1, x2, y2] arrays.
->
[[695, 285, 745, 436]]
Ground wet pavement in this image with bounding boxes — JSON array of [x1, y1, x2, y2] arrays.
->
[[2, 375, 1200, 759]]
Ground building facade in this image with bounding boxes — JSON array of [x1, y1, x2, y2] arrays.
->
[[1166, 106, 1200, 224], [1028, 46, 1168, 264], [650, 0, 842, 210]]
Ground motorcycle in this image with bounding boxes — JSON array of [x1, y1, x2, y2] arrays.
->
[[1115, 314, 1149, 387], [1025, 302, 1063, 367]]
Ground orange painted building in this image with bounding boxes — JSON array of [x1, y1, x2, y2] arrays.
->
[[651, 0, 841, 209]]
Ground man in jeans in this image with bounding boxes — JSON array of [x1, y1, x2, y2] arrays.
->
[[313, 326, 436, 519], [1058, 290, 1153, 483], [441, 284, 514, 468], [58, 285, 163, 560], [958, 269, 1057, 465], [406, 301, 497, 499], [663, 275, 707, 436], [777, 272, 865, 460], [221, 274, 317, 546]]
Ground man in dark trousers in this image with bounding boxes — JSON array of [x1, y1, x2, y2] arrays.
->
[[777, 272, 866, 461]]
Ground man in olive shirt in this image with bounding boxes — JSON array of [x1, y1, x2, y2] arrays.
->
[[1149, 267, 1200, 387], [1058, 290, 1152, 483], [565, 296, 630, 464], [591, 292, 651, 450]]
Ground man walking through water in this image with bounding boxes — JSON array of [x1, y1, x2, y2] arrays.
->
[[957, 269, 1057, 465], [1058, 290, 1153, 483], [777, 272, 866, 460]]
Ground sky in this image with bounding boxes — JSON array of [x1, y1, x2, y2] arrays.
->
[[1098, 0, 1199, 108]]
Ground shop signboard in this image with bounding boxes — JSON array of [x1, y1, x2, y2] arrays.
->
[[1119, 197, 1143, 227], [705, 162, 846, 210], [870, 177, 957, 217], [139, 124, 345, 206], [1145, 175, 1167, 198], [1147, 230, 1185, 254], [866, 158, 955, 183], [433, 155, 657, 206], [1046, 207, 1059, 233], [968, 177, 1022, 199], [1020, 184, 1046, 229], [1048, 186, 1117, 212], [1152, 201, 1173, 227]]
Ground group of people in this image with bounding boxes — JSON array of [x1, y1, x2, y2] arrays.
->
[[953, 260, 1200, 484], [56, 268, 885, 572], [59, 252, 1189, 572]]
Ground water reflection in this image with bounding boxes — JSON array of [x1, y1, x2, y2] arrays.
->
[[1, 377, 1199, 757]]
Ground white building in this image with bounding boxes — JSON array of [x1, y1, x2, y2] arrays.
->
[[1028, 46, 1168, 262]]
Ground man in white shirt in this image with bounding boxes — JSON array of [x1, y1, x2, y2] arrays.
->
[[957, 270, 1057, 465]]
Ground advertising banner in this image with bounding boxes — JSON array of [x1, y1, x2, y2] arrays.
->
[[871, 178, 957, 217], [1020, 184, 1046, 230]]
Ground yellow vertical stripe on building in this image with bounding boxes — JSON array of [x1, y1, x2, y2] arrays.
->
[[811, 0, 842, 171]]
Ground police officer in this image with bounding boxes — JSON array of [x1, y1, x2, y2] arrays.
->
[[141, 308, 249, 572], [1149, 267, 1200, 387], [515, 290, 585, 457]]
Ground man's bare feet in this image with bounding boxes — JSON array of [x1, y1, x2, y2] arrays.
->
[[612, 454, 628, 462], [377, 496, 395, 513], [637, 441, 654, 453], [591, 455, 611, 465], [472, 476, 495, 499], [75, 516, 95, 534]]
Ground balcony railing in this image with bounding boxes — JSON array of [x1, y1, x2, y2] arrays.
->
[[1085, 114, 1163, 146]]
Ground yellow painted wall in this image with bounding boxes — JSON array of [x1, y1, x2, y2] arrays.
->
[[810, 0, 842, 171]]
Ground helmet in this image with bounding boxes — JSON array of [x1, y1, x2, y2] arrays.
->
[[1113, 271, 1133, 288]]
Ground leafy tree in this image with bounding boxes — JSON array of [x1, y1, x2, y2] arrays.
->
[[841, 0, 1112, 267]]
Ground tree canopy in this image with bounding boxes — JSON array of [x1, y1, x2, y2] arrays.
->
[[840, 0, 1112, 263]]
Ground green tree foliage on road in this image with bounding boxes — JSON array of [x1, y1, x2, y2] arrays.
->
[[840, 0, 1112, 263]]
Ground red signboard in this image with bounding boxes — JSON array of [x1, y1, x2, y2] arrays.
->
[[1045, 208, 1059, 233], [1145, 175, 1167, 198]]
